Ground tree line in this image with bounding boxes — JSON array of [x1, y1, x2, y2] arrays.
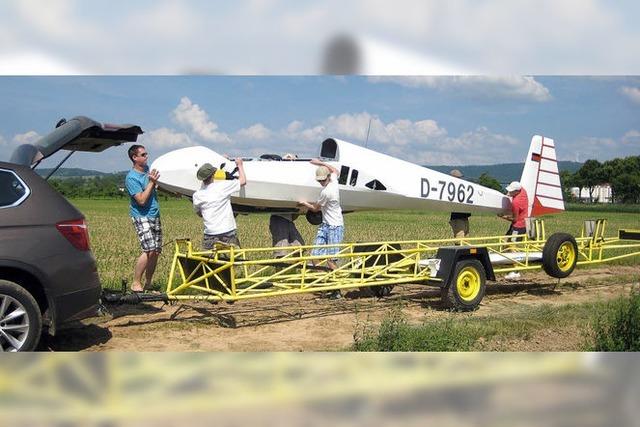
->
[[560, 156, 640, 204], [467, 155, 639, 205], [49, 173, 129, 198]]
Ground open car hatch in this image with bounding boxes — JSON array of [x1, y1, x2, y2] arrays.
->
[[10, 116, 143, 167]]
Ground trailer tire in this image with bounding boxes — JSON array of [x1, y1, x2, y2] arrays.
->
[[542, 233, 578, 278], [441, 259, 486, 311], [354, 243, 402, 298]]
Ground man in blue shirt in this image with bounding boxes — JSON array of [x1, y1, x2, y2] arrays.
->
[[125, 144, 161, 293]]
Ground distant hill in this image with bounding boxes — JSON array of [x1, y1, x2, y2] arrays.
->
[[429, 161, 582, 184]]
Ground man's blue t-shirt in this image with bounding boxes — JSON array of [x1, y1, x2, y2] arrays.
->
[[125, 167, 160, 218]]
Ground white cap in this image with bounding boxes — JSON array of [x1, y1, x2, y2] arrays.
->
[[505, 181, 522, 192]]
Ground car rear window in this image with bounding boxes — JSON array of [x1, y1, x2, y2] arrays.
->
[[0, 169, 30, 208]]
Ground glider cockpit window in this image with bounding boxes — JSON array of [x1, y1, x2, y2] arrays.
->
[[349, 169, 358, 186], [365, 179, 386, 191], [320, 138, 338, 159], [338, 166, 349, 184]]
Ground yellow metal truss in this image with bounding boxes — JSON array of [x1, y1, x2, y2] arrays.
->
[[164, 219, 640, 302]]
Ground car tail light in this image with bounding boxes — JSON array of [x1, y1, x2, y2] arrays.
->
[[56, 219, 91, 251]]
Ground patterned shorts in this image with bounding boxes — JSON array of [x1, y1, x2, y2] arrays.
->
[[203, 230, 241, 250], [132, 216, 163, 252], [311, 223, 344, 258]]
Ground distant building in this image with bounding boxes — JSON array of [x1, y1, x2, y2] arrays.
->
[[570, 184, 612, 203]]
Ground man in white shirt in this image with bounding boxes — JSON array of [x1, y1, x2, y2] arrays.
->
[[193, 159, 246, 249], [299, 158, 344, 296]]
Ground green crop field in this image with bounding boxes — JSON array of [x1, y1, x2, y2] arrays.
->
[[71, 198, 640, 290]]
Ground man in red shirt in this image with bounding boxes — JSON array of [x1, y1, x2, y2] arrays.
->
[[498, 181, 529, 279], [499, 181, 529, 236]]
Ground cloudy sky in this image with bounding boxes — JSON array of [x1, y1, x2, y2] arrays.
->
[[0, 1, 639, 74], [0, 76, 638, 172]]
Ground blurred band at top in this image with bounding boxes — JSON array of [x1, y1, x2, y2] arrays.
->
[[0, 0, 639, 75]]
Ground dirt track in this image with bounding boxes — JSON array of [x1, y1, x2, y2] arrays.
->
[[46, 266, 639, 351]]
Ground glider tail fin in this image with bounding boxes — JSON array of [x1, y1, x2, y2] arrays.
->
[[520, 135, 565, 217]]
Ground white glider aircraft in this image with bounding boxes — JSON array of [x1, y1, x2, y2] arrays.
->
[[151, 136, 564, 221]]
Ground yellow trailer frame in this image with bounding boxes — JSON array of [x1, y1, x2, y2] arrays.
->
[[160, 219, 640, 309]]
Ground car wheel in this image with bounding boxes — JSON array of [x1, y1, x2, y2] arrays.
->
[[0, 279, 42, 352]]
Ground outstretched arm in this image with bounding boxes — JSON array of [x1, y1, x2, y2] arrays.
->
[[298, 201, 321, 212], [235, 158, 247, 186], [310, 158, 338, 175]]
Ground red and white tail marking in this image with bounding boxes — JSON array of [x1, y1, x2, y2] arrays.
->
[[520, 135, 565, 217]]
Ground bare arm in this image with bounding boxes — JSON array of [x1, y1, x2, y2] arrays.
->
[[310, 158, 338, 175], [133, 169, 159, 206], [298, 201, 321, 212], [235, 158, 247, 186]]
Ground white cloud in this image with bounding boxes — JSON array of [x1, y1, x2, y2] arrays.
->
[[171, 97, 231, 143], [142, 127, 193, 149], [286, 120, 304, 133], [236, 123, 272, 141], [12, 130, 40, 145], [0, 134, 10, 162], [565, 136, 619, 162], [380, 126, 521, 165], [283, 112, 447, 147], [369, 76, 551, 102], [278, 112, 523, 164], [620, 86, 640, 104], [622, 130, 640, 144]]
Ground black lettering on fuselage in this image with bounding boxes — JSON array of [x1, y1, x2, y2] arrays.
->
[[420, 178, 430, 198]]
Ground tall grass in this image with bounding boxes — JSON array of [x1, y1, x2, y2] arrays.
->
[[353, 307, 477, 351], [566, 203, 640, 214], [588, 289, 640, 351], [352, 300, 640, 351]]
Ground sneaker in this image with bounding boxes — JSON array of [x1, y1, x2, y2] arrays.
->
[[505, 272, 521, 280], [327, 290, 342, 300]]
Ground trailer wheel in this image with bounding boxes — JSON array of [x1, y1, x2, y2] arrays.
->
[[441, 259, 486, 311], [354, 243, 402, 298], [542, 233, 578, 278]]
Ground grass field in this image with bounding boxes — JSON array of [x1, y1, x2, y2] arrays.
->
[[71, 198, 640, 290]]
